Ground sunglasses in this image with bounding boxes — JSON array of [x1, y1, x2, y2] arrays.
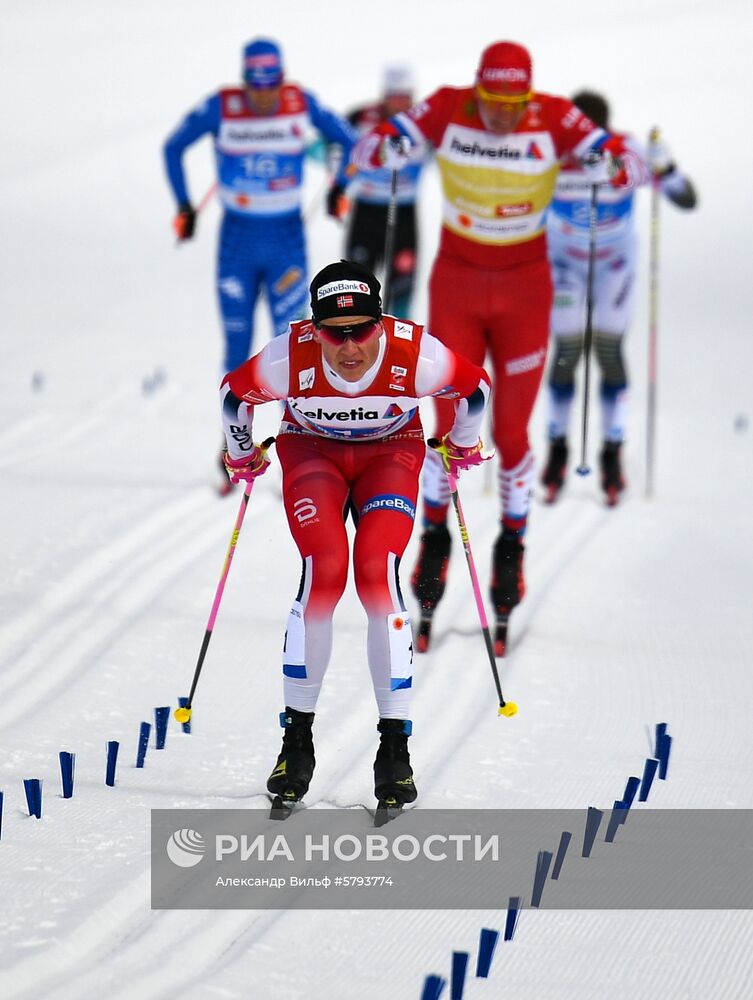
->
[[476, 84, 532, 105], [315, 319, 382, 346]]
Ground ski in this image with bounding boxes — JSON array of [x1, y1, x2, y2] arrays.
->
[[415, 616, 432, 653], [268, 792, 301, 821], [494, 613, 509, 657], [374, 797, 403, 827]]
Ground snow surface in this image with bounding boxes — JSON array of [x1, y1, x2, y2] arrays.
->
[[1, 1, 753, 997]]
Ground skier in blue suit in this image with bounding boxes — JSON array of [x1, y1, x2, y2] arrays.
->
[[164, 38, 357, 374]]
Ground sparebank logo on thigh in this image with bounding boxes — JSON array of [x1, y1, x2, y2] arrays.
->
[[316, 280, 370, 300], [361, 494, 416, 520]]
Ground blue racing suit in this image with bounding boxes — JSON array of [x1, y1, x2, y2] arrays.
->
[[164, 84, 356, 371]]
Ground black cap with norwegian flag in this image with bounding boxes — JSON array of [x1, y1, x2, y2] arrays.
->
[[309, 260, 382, 324]]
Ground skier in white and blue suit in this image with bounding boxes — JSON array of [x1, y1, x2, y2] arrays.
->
[[164, 38, 358, 372]]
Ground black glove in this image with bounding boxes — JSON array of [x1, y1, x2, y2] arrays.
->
[[326, 182, 348, 220], [173, 202, 197, 241]]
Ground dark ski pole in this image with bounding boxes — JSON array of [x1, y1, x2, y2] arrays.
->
[[646, 126, 661, 499], [428, 439, 518, 717], [174, 437, 274, 725], [381, 169, 399, 313], [576, 182, 600, 476]]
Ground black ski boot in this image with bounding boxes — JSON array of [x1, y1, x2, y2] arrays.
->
[[411, 524, 451, 652], [541, 436, 568, 503], [600, 441, 625, 506], [267, 707, 315, 818], [374, 719, 417, 824], [490, 529, 526, 657]]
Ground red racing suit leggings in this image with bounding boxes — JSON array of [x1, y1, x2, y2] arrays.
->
[[275, 431, 426, 719], [425, 251, 553, 529]]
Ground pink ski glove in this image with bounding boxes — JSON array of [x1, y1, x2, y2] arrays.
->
[[430, 435, 490, 474], [223, 444, 271, 484]]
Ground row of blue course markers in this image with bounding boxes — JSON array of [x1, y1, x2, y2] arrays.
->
[[0, 699, 191, 834], [420, 722, 673, 1000]]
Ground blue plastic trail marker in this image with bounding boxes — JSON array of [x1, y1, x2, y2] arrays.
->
[[0, 790, 4, 840], [622, 775, 641, 809], [59, 751, 75, 798], [136, 722, 151, 768], [476, 928, 499, 978], [657, 733, 672, 779], [178, 697, 192, 734], [639, 757, 659, 801], [155, 707, 170, 749], [504, 896, 521, 941], [450, 951, 469, 1000], [23, 778, 42, 818], [420, 975, 446, 1000], [605, 800, 629, 843], [654, 722, 668, 757], [106, 741, 120, 787], [582, 807, 604, 857], [551, 830, 572, 880], [532, 850, 553, 908]]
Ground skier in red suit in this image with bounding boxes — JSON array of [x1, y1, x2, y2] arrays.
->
[[353, 40, 635, 652], [220, 260, 490, 812]]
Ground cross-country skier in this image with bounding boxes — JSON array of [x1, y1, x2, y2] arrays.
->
[[327, 65, 427, 317], [352, 40, 636, 654], [541, 90, 697, 504], [220, 260, 490, 817], [164, 38, 357, 371]]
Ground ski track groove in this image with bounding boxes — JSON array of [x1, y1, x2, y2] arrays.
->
[[0, 382, 140, 471], [0, 489, 273, 733], [0, 488, 207, 667], [0, 412, 52, 452]]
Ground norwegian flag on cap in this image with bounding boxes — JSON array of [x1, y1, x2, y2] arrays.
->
[[476, 41, 532, 95], [337, 295, 354, 308]]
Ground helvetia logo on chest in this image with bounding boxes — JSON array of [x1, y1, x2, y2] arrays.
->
[[292, 401, 380, 422]]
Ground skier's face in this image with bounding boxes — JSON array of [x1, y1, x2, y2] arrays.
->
[[475, 85, 530, 135], [383, 93, 413, 117], [245, 84, 282, 116], [315, 315, 383, 382]]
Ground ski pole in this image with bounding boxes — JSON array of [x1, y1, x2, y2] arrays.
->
[[174, 437, 275, 724], [196, 182, 218, 215], [381, 169, 399, 313], [576, 183, 600, 476], [304, 172, 332, 224], [428, 440, 518, 718], [645, 127, 661, 499]]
